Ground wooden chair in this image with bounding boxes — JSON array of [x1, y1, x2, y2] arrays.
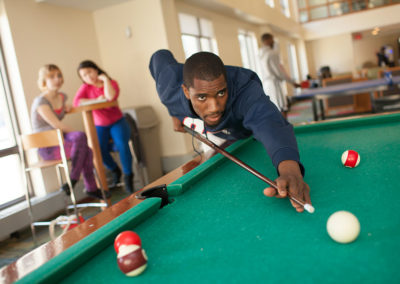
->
[[20, 129, 107, 242]]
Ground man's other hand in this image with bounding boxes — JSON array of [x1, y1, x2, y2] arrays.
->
[[172, 116, 185, 133]]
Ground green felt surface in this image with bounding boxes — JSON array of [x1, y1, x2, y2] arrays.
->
[[21, 113, 400, 283]]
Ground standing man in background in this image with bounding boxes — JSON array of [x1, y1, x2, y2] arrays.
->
[[259, 33, 300, 118]]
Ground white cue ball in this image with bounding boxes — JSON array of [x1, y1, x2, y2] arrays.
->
[[327, 211, 360, 244]]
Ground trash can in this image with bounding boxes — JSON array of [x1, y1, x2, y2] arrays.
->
[[123, 106, 163, 183]]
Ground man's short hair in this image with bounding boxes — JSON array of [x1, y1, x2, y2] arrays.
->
[[183, 52, 227, 88], [261, 33, 273, 42]]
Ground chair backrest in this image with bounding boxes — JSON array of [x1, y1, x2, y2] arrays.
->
[[21, 129, 64, 150]]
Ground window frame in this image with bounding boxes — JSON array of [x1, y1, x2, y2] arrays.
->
[[0, 39, 26, 210]]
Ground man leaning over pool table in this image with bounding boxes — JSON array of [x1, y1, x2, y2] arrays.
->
[[149, 49, 312, 213]]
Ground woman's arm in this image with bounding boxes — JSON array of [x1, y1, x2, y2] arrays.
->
[[98, 74, 117, 101], [37, 104, 74, 133]]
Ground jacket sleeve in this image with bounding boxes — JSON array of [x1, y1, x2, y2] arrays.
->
[[235, 77, 304, 175], [149, 50, 186, 119]]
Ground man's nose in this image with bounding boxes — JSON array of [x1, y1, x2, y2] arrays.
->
[[208, 98, 220, 112]]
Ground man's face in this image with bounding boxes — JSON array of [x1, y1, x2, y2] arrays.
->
[[182, 74, 228, 127], [264, 37, 274, 48]]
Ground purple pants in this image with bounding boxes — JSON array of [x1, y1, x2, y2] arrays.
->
[[38, 131, 97, 191]]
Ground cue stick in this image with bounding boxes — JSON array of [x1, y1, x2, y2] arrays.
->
[[183, 126, 315, 214]]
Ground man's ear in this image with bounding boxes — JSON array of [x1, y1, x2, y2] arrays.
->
[[181, 84, 190, 100]]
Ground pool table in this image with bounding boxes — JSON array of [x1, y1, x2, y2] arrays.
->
[[5, 112, 400, 283]]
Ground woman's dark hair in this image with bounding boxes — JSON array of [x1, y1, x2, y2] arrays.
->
[[77, 60, 111, 80]]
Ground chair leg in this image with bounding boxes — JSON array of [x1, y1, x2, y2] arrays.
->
[[93, 168, 108, 205], [63, 167, 80, 224], [55, 164, 63, 188], [56, 166, 69, 216], [23, 171, 37, 244]]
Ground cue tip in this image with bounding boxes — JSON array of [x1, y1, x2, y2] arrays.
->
[[304, 204, 315, 214]]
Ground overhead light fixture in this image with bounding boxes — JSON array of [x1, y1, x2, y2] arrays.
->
[[371, 27, 380, 36]]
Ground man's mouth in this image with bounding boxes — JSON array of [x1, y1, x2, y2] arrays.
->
[[205, 113, 222, 124]]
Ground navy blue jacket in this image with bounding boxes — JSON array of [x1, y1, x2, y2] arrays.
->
[[149, 49, 303, 174]]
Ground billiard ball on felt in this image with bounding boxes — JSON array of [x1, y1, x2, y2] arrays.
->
[[327, 211, 360, 244], [114, 231, 142, 254], [117, 244, 148, 277], [341, 150, 360, 168]]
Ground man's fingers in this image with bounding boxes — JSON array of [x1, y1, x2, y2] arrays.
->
[[304, 184, 311, 204], [263, 186, 285, 199], [289, 199, 304, 213], [275, 179, 288, 198], [263, 187, 276, 197]]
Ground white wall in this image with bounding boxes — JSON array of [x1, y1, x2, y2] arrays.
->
[[306, 33, 355, 76], [92, 0, 192, 159], [352, 32, 400, 70]]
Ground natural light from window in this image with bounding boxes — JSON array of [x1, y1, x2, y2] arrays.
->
[[238, 30, 262, 77], [178, 13, 218, 59], [265, 0, 275, 8], [280, 0, 291, 17]]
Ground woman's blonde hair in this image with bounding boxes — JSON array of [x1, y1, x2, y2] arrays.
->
[[37, 64, 63, 91]]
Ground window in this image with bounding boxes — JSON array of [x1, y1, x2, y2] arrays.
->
[[0, 43, 25, 209], [280, 0, 291, 17], [298, 0, 399, 22], [265, 0, 275, 7], [178, 13, 218, 59], [238, 30, 262, 76], [287, 43, 300, 83]]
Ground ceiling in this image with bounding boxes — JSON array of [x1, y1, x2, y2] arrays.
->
[[35, 0, 265, 24], [35, 0, 132, 11]]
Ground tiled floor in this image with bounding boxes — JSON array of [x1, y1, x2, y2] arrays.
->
[[287, 99, 314, 124]]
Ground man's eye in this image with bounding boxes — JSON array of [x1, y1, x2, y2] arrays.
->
[[197, 95, 206, 101], [217, 90, 225, 97]]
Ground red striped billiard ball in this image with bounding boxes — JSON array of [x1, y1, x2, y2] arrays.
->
[[341, 150, 360, 168], [114, 231, 142, 254], [117, 244, 148, 277]]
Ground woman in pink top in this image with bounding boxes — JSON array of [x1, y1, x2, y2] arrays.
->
[[74, 60, 134, 193]]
